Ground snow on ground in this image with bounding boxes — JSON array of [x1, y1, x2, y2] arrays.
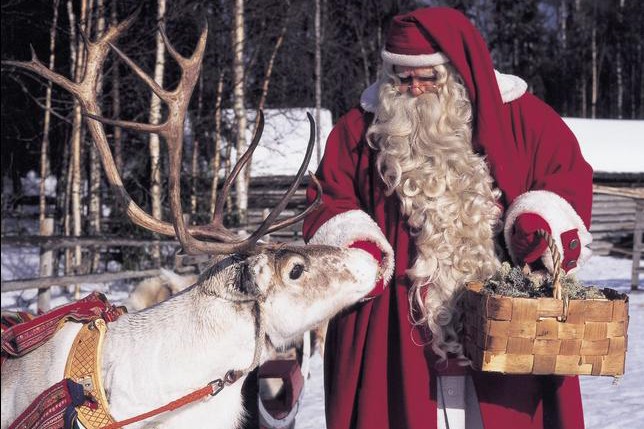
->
[[1, 248, 641, 428]]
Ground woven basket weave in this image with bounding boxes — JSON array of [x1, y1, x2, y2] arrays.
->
[[463, 231, 629, 376]]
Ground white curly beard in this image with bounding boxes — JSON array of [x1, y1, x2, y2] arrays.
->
[[367, 73, 502, 361]]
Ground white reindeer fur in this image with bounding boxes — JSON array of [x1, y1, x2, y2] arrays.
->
[[1, 246, 379, 429]]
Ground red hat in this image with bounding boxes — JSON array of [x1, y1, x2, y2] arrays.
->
[[381, 7, 523, 205], [381, 14, 449, 67]]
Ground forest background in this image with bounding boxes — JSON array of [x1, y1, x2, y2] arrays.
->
[[1, 0, 642, 276]]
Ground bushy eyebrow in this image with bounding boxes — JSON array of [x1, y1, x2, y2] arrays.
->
[[395, 71, 437, 79]]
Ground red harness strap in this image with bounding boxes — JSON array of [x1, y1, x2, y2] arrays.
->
[[1, 292, 125, 359], [100, 382, 223, 429], [8, 379, 88, 429]]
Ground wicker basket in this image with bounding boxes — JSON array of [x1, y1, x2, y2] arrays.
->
[[463, 231, 629, 376]]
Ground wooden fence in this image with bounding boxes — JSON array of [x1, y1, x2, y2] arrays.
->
[[2, 177, 642, 310]]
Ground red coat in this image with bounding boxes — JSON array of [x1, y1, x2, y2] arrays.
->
[[303, 92, 592, 429]]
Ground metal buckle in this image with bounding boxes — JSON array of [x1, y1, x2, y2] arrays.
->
[[208, 379, 225, 397]]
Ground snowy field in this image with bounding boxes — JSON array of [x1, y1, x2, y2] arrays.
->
[[1, 246, 641, 428]]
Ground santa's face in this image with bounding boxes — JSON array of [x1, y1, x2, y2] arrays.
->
[[393, 65, 441, 97]]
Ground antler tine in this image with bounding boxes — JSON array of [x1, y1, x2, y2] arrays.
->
[[212, 110, 265, 224], [178, 113, 320, 256], [245, 112, 318, 244], [108, 42, 169, 101], [3, 48, 78, 95], [263, 173, 322, 234], [84, 111, 165, 134], [158, 23, 184, 67]]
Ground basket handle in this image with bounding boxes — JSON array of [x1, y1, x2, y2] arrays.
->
[[537, 230, 570, 322], [535, 229, 563, 300]]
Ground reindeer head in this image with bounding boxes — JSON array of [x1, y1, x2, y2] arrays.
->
[[246, 245, 377, 347]]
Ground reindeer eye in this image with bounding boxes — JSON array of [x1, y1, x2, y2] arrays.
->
[[289, 263, 305, 280]]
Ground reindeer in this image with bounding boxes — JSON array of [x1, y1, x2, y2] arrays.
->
[[1, 13, 381, 429]]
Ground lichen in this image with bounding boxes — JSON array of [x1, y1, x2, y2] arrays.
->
[[481, 261, 605, 299]]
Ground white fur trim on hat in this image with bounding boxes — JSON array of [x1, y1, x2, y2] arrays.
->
[[381, 49, 450, 67], [360, 70, 527, 113], [309, 209, 395, 285], [503, 190, 592, 274]]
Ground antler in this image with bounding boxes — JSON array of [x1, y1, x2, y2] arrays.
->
[[4, 11, 321, 255]]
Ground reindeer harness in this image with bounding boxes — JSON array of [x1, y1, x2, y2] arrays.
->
[[4, 284, 268, 429]]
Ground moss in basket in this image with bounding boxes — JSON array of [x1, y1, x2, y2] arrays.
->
[[482, 262, 605, 299]]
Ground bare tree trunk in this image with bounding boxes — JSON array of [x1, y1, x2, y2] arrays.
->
[[64, 0, 76, 280], [573, 0, 587, 118], [638, 37, 643, 119], [314, 0, 322, 164], [591, 3, 598, 119], [210, 73, 224, 220], [89, 0, 106, 272], [191, 139, 199, 218], [63, 143, 73, 277], [558, 0, 568, 115], [353, 22, 370, 90], [245, 4, 289, 186], [190, 74, 204, 219], [39, 0, 60, 308], [233, 0, 248, 225], [39, 0, 60, 226], [616, 0, 624, 119], [38, 218, 54, 312], [111, 0, 123, 173], [149, 0, 167, 267], [581, 77, 587, 117], [68, 0, 90, 297]]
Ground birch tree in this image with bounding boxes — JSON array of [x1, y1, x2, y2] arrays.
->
[[110, 0, 123, 173], [314, 0, 322, 164], [66, 0, 89, 297], [232, 0, 248, 225], [89, 0, 106, 271], [39, 0, 60, 227], [38, 0, 61, 311], [149, 0, 167, 266], [210, 73, 225, 220]]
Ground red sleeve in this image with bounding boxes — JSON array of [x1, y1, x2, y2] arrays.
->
[[517, 94, 594, 228]]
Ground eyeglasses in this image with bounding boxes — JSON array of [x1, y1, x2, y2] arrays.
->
[[394, 76, 441, 94]]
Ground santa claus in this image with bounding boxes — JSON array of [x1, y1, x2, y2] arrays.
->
[[303, 6, 592, 429]]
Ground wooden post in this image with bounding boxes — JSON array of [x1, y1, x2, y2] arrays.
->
[[38, 217, 54, 312], [632, 199, 643, 291]]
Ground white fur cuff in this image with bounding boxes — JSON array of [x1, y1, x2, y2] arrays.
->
[[309, 210, 395, 284], [503, 190, 592, 274]]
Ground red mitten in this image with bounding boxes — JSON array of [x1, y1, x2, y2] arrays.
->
[[349, 240, 385, 298], [511, 213, 551, 264]]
